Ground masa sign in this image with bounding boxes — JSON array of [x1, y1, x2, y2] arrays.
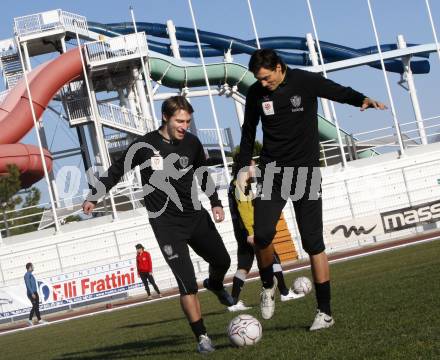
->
[[381, 199, 440, 233]]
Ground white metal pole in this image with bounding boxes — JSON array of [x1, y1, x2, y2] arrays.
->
[[224, 50, 245, 127], [130, 6, 160, 130], [166, 20, 181, 60], [305, 33, 333, 122], [21, 42, 32, 71], [366, 0, 405, 156], [397, 34, 427, 145], [233, 87, 245, 127], [188, 0, 231, 183], [306, 0, 348, 167], [51, 179, 61, 208], [425, 0, 440, 63], [73, 27, 109, 169], [16, 40, 61, 232], [73, 21, 118, 220], [165, 20, 198, 135], [246, 0, 261, 49], [133, 67, 153, 128]]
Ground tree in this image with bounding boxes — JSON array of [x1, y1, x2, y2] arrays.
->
[[10, 187, 43, 236], [0, 164, 22, 237], [231, 140, 263, 161]]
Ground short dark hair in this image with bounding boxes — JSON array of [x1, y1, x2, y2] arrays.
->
[[135, 243, 144, 250], [161, 96, 194, 120], [248, 49, 287, 74], [26, 262, 33, 270]]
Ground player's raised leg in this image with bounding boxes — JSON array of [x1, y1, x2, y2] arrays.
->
[[253, 191, 286, 319], [189, 210, 234, 307], [153, 222, 215, 353], [293, 188, 334, 331]]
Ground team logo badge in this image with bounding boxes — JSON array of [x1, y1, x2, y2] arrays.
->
[[262, 101, 275, 115], [290, 95, 302, 108], [179, 156, 189, 169]]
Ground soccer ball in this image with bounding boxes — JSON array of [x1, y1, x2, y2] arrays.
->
[[292, 276, 313, 295], [228, 314, 262, 347]]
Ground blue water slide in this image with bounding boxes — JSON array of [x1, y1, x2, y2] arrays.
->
[[88, 21, 430, 74]]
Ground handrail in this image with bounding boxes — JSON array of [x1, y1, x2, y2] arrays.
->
[[14, 9, 88, 38]]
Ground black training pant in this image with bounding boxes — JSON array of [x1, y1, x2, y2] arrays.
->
[[28, 292, 41, 321], [150, 209, 231, 295], [254, 166, 325, 255], [234, 224, 282, 272], [139, 272, 161, 295]]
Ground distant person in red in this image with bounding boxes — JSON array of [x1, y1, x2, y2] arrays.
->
[[136, 244, 161, 299]]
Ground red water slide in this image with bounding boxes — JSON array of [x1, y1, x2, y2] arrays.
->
[[0, 48, 83, 188]]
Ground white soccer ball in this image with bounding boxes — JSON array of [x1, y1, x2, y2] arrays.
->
[[292, 276, 313, 295], [228, 314, 262, 347]]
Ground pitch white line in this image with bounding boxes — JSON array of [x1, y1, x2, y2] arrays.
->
[[0, 235, 438, 337]]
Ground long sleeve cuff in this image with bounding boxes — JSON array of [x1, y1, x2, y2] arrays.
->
[[209, 193, 223, 208]]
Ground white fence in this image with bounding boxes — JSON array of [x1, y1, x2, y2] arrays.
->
[[14, 10, 88, 38], [98, 102, 152, 135], [1, 145, 440, 281], [64, 97, 153, 135], [197, 128, 234, 149], [84, 33, 148, 65]]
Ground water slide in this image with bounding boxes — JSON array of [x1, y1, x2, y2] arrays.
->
[[0, 34, 384, 187], [0, 48, 82, 187], [88, 22, 430, 74]]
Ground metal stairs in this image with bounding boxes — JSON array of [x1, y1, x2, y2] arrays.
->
[[0, 51, 23, 89]]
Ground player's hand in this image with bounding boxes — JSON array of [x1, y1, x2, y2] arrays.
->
[[82, 201, 96, 215], [247, 235, 255, 245], [212, 206, 225, 223], [360, 97, 387, 111], [237, 169, 250, 194], [31, 294, 36, 299]]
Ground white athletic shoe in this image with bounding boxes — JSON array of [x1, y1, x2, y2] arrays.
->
[[228, 300, 252, 312], [26, 320, 33, 327], [280, 289, 305, 302], [197, 334, 215, 354], [309, 310, 335, 331], [38, 319, 48, 325], [260, 277, 278, 320]]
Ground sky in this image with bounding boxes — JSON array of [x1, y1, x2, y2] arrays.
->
[[0, 0, 440, 205]]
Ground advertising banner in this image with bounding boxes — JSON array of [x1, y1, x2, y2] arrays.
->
[[380, 199, 440, 233], [0, 259, 143, 319], [324, 214, 384, 243]]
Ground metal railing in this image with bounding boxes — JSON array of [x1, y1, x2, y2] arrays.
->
[[197, 128, 232, 149], [14, 10, 88, 38], [63, 97, 153, 135], [84, 32, 148, 65], [316, 115, 440, 165], [352, 115, 440, 156], [97, 102, 152, 135], [64, 97, 92, 124], [59, 10, 89, 35], [105, 133, 131, 151]]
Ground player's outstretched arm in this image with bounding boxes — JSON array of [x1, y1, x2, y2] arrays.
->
[[360, 97, 388, 111]]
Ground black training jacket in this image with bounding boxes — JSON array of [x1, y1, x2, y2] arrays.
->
[[88, 130, 222, 219], [237, 68, 366, 169]]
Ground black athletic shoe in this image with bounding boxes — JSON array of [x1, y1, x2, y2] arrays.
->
[[203, 279, 234, 306]]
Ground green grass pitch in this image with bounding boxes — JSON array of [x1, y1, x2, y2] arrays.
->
[[1, 240, 439, 359]]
